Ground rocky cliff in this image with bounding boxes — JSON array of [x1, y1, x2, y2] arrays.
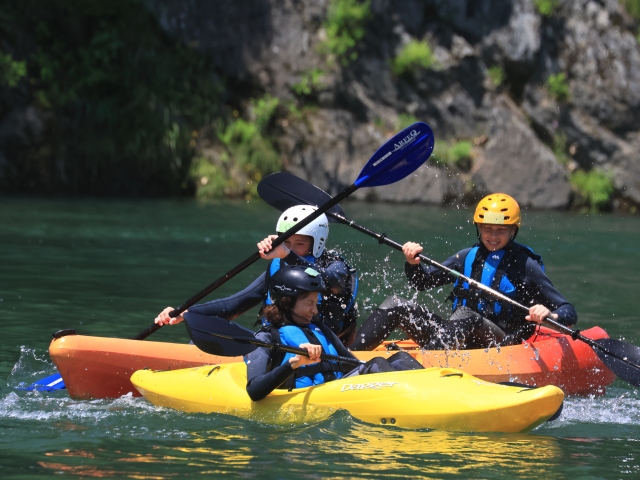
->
[[2, 0, 639, 211], [147, 0, 640, 210]]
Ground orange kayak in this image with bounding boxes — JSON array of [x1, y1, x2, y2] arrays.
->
[[370, 326, 616, 396], [49, 326, 615, 400], [49, 334, 236, 400]]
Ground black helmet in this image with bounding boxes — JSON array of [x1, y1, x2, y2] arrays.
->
[[269, 265, 326, 304]]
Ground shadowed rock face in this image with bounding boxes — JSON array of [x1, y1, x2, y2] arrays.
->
[[2, 0, 639, 208]]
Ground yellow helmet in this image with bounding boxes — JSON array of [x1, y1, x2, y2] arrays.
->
[[474, 193, 521, 227]]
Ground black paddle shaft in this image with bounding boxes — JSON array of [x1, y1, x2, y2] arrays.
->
[[257, 172, 640, 387], [328, 210, 640, 382], [189, 326, 364, 367], [132, 185, 357, 341], [135, 123, 434, 341], [185, 313, 365, 366]]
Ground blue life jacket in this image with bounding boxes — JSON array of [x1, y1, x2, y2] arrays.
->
[[263, 253, 359, 335], [268, 323, 348, 389], [450, 243, 544, 319]]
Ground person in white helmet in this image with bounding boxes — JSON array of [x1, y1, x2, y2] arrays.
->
[[155, 205, 359, 346]]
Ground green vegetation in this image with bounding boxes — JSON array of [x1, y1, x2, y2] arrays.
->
[[392, 39, 436, 76], [0, 52, 26, 87], [621, 0, 640, 19], [533, 0, 560, 17], [189, 157, 228, 198], [292, 69, 325, 96], [552, 133, 571, 166], [319, 0, 372, 66], [570, 169, 615, 212], [396, 113, 419, 131], [1, 0, 220, 195], [547, 72, 570, 102], [217, 95, 281, 179], [488, 66, 505, 88], [191, 95, 282, 198], [432, 140, 473, 170]]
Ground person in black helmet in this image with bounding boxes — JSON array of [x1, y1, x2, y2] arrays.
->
[[350, 193, 577, 351], [245, 265, 422, 401]]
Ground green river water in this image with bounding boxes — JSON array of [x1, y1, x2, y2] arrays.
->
[[1, 197, 639, 479]]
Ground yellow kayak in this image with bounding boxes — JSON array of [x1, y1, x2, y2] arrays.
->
[[131, 363, 564, 433]]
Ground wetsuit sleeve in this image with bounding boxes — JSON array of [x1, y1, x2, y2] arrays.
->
[[188, 272, 268, 320], [523, 258, 578, 326], [245, 332, 295, 401], [404, 249, 471, 290]]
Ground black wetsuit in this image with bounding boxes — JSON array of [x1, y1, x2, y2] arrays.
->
[[189, 250, 359, 344], [245, 322, 422, 401], [350, 241, 577, 350]]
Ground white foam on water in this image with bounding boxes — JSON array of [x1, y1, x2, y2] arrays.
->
[[6, 346, 58, 389], [0, 389, 160, 423], [550, 387, 640, 427]]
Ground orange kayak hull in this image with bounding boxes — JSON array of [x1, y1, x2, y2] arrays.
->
[[49, 335, 239, 400], [364, 326, 616, 396], [49, 326, 616, 400]]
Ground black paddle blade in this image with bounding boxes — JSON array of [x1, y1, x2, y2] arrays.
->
[[257, 172, 344, 222], [355, 122, 434, 188], [593, 338, 640, 387], [185, 312, 259, 357]]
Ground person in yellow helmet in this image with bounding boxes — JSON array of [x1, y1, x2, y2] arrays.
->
[[350, 193, 577, 350]]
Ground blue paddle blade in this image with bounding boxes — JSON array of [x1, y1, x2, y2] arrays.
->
[[355, 122, 435, 188], [18, 372, 66, 392], [185, 312, 260, 357]]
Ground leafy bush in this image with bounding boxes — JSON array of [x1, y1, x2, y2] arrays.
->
[[488, 66, 505, 88], [547, 72, 570, 102], [1, 0, 222, 195], [621, 0, 640, 19], [553, 133, 571, 166], [392, 40, 436, 76], [189, 156, 228, 198], [192, 95, 282, 198], [319, 0, 372, 66], [432, 140, 473, 170], [396, 113, 419, 131], [533, 0, 560, 17], [292, 69, 325, 96], [0, 52, 26, 87], [570, 169, 615, 212]]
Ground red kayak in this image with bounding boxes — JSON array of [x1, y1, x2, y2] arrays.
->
[[373, 326, 616, 396], [49, 326, 615, 399]]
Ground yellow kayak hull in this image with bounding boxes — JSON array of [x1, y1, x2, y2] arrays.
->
[[131, 363, 564, 433]]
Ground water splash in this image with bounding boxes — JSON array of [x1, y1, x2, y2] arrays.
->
[[7, 346, 58, 390], [549, 388, 640, 428]]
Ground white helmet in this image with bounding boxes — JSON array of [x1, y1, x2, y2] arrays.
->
[[276, 205, 329, 258]]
